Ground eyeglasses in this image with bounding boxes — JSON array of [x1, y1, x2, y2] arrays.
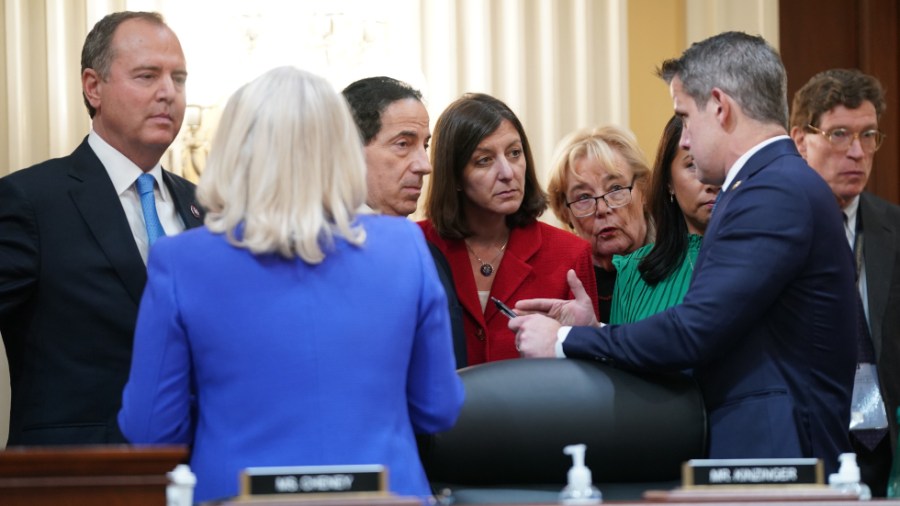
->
[[805, 124, 885, 153], [565, 183, 634, 218]]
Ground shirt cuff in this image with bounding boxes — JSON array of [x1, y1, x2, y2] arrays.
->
[[555, 326, 572, 358]]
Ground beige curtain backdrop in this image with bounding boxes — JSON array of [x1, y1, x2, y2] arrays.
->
[[0, 0, 777, 448]]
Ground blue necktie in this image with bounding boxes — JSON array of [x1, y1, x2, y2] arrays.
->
[[136, 173, 166, 245]]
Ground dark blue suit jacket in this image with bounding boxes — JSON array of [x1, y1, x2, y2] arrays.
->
[[0, 138, 203, 445], [564, 139, 856, 474]]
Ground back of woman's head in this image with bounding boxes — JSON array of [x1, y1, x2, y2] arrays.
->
[[198, 66, 367, 262], [426, 93, 546, 239]]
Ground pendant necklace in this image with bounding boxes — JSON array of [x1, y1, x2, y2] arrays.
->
[[465, 239, 508, 277]]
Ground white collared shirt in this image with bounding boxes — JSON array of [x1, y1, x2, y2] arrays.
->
[[88, 130, 186, 264], [842, 195, 870, 325], [721, 135, 790, 193]]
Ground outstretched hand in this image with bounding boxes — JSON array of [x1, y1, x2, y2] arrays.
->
[[513, 269, 599, 327]]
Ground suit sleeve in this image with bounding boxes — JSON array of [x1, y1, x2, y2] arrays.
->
[[406, 222, 464, 434], [0, 177, 40, 372], [565, 174, 817, 370], [0, 177, 39, 319], [118, 238, 194, 444]]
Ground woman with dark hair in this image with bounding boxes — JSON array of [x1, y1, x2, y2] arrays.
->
[[420, 93, 598, 365], [609, 115, 719, 323]]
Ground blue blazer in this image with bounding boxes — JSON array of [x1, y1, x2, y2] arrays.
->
[[564, 139, 856, 474], [118, 215, 464, 502]]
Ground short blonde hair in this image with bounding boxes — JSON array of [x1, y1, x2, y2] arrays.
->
[[198, 66, 367, 262], [547, 126, 651, 230]]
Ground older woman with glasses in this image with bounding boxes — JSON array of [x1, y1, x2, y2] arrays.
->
[[547, 126, 652, 322], [420, 93, 598, 365]]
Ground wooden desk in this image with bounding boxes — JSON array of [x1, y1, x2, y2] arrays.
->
[[0, 445, 188, 506]]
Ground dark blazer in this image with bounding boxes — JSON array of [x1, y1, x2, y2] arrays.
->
[[564, 139, 857, 475], [428, 242, 467, 368], [860, 192, 900, 447], [421, 220, 598, 365], [0, 138, 203, 445]]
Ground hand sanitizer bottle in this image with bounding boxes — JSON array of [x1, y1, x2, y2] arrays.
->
[[828, 453, 871, 500], [167, 464, 197, 506], [559, 444, 602, 505]]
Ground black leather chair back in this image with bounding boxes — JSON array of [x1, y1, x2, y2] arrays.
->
[[421, 358, 706, 488]]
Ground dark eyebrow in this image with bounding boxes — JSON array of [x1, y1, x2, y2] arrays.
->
[[131, 64, 161, 73]]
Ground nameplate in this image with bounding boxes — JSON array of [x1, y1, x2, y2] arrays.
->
[[682, 458, 823, 487], [240, 464, 387, 497]]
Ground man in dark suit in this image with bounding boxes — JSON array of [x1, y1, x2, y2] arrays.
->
[[0, 11, 202, 445], [790, 69, 900, 496], [511, 32, 857, 475], [342, 77, 466, 368]]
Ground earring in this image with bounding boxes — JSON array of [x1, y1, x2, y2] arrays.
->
[[669, 193, 674, 203]]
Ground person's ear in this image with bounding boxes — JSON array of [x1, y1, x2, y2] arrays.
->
[[82, 69, 102, 112], [790, 126, 809, 159], [709, 88, 731, 129]]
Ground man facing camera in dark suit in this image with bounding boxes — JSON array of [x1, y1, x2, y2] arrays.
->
[[790, 69, 900, 496], [342, 77, 466, 368], [511, 32, 857, 475], [0, 11, 203, 445]]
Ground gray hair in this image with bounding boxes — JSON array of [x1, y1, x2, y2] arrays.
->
[[658, 31, 788, 129]]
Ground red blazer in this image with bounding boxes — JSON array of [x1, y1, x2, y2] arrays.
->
[[420, 220, 599, 365]]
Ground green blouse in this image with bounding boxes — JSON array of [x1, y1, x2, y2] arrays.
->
[[609, 234, 703, 324]]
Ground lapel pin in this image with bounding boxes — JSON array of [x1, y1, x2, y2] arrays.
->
[[190, 204, 201, 219], [731, 180, 743, 191]]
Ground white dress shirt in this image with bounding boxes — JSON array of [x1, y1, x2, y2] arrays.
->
[[88, 130, 186, 264], [843, 195, 870, 326]]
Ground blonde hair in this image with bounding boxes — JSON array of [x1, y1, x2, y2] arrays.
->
[[547, 125, 651, 231], [198, 66, 367, 262]]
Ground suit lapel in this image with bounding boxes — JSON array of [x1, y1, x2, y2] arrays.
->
[[163, 171, 204, 228], [66, 141, 147, 304], [488, 223, 538, 318], [442, 238, 486, 329], [695, 139, 798, 274], [860, 193, 895, 355]]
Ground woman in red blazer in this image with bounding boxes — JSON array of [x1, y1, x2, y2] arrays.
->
[[420, 93, 598, 366]]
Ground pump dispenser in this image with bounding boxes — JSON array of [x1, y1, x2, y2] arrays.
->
[[828, 453, 871, 500], [559, 444, 602, 504], [166, 464, 197, 506]]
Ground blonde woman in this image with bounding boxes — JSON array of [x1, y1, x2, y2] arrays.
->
[[547, 126, 653, 322], [118, 67, 463, 502]]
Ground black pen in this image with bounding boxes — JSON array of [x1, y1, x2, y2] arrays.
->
[[491, 296, 517, 319]]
